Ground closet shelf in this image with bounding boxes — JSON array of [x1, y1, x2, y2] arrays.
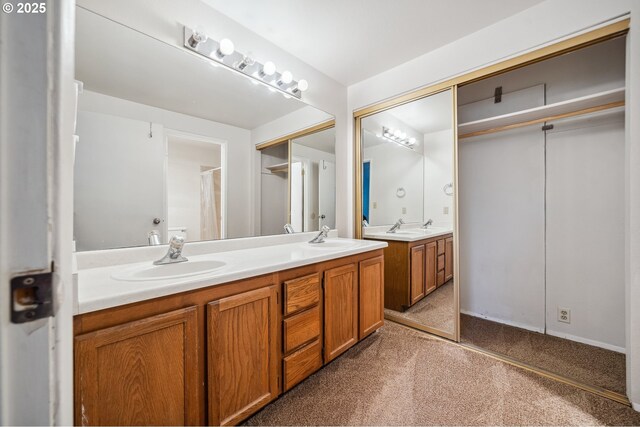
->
[[458, 87, 625, 139], [265, 162, 288, 174]]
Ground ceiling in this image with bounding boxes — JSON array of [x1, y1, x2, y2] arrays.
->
[[203, 0, 545, 86], [75, 7, 320, 130]]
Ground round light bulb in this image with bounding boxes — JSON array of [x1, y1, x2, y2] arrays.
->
[[281, 70, 293, 84], [262, 61, 276, 76], [400, 132, 407, 139], [297, 79, 309, 92], [394, 129, 402, 138], [218, 38, 235, 56], [409, 137, 416, 144]]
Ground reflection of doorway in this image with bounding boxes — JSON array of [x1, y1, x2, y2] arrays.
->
[[166, 130, 226, 242], [362, 160, 370, 223], [318, 160, 335, 229]]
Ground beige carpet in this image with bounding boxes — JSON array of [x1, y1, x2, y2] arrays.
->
[[246, 322, 640, 426], [384, 280, 454, 334], [461, 314, 626, 395]]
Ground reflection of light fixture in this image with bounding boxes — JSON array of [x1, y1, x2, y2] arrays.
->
[[378, 126, 416, 149], [216, 38, 235, 58], [183, 26, 308, 99]]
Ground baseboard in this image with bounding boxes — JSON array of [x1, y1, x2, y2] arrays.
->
[[461, 310, 544, 333], [546, 329, 625, 354], [632, 402, 640, 412]]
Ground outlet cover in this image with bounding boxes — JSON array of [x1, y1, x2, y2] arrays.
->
[[402, 207, 407, 214], [443, 206, 449, 214], [373, 201, 377, 209], [558, 307, 571, 324]]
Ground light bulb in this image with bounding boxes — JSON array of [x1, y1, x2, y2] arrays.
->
[[400, 132, 407, 139], [297, 79, 309, 92], [409, 137, 416, 144], [394, 129, 402, 138], [188, 30, 207, 48], [280, 70, 293, 85], [262, 61, 276, 76], [217, 38, 234, 56]]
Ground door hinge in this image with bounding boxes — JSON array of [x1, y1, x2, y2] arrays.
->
[[10, 270, 54, 323]]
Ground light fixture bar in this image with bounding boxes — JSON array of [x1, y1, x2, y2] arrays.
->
[[377, 126, 417, 149], [183, 26, 307, 99]]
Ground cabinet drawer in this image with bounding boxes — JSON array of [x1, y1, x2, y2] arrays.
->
[[283, 306, 321, 353], [283, 339, 323, 391], [284, 274, 320, 316], [437, 254, 445, 272], [437, 239, 445, 255]]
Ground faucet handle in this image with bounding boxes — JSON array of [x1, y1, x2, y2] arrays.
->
[[169, 235, 185, 249], [398, 218, 405, 224], [321, 225, 331, 233]]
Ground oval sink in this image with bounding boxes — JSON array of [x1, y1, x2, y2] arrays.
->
[[111, 259, 227, 282], [303, 240, 359, 250]]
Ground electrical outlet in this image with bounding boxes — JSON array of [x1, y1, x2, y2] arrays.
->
[[558, 307, 571, 324], [402, 207, 407, 214], [373, 202, 377, 209], [443, 206, 449, 215]]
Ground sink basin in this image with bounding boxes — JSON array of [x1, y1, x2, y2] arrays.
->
[[302, 240, 359, 250], [111, 259, 227, 282]]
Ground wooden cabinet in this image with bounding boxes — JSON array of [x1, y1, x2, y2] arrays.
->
[[410, 245, 426, 305], [207, 286, 279, 426], [445, 236, 454, 281], [425, 241, 437, 295], [368, 233, 453, 311], [74, 249, 384, 426], [74, 307, 200, 426], [323, 263, 358, 362], [359, 255, 385, 339]]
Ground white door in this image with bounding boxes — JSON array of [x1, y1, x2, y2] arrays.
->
[[290, 161, 304, 231], [75, 112, 165, 250], [318, 160, 336, 229]]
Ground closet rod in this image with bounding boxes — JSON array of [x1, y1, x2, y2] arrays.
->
[[458, 100, 624, 140]]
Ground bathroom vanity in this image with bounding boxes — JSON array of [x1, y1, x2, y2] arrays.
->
[[365, 227, 453, 312], [73, 237, 385, 426]]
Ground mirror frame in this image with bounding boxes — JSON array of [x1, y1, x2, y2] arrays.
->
[[351, 18, 629, 344]]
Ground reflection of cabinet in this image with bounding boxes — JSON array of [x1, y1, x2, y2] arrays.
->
[[74, 249, 384, 426], [367, 233, 453, 312], [207, 286, 279, 426]]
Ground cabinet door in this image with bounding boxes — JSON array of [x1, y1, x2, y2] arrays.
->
[[445, 236, 454, 281], [75, 307, 200, 426], [410, 245, 426, 305], [425, 241, 437, 294], [359, 255, 384, 339], [207, 286, 279, 426], [324, 263, 358, 362]]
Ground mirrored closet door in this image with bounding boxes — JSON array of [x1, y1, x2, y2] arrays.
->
[[359, 89, 459, 340]]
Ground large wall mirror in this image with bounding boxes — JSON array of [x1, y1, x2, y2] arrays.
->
[[358, 88, 458, 339], [74, 6, 335, 251]]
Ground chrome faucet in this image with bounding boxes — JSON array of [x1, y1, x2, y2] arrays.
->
[[422, 219, 433, 229], [154, 235, 188, 265], [387, 218, 405, 233], [284, 223, 295, 234], [309, 225, 331, 244]]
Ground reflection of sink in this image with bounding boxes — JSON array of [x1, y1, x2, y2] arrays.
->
[[393, 230, 424, 235], [302, 240, 359, 250], [111, 259, 227, 281]]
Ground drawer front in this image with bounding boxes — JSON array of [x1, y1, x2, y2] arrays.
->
[[283, 339, 323, 391], [437, 270, 445, 286], [437, 239, 445, 255], [283, 306, 321, 353], [437, 254, 445, 272], [284, 274, 320, 316]]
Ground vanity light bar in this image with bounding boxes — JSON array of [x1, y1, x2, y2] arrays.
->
[[377, 126, 417, 149], [183, 27, 308, 99]]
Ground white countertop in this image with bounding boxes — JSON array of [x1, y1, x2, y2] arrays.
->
[[75, 236, 386, 315], [364, 225, 453, 242]]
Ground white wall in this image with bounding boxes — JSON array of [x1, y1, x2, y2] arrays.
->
[[78, 90, 253, 239], [424, 129, 454, 228], [546, 112, 626, 351], [167, 140, 221, 242]]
